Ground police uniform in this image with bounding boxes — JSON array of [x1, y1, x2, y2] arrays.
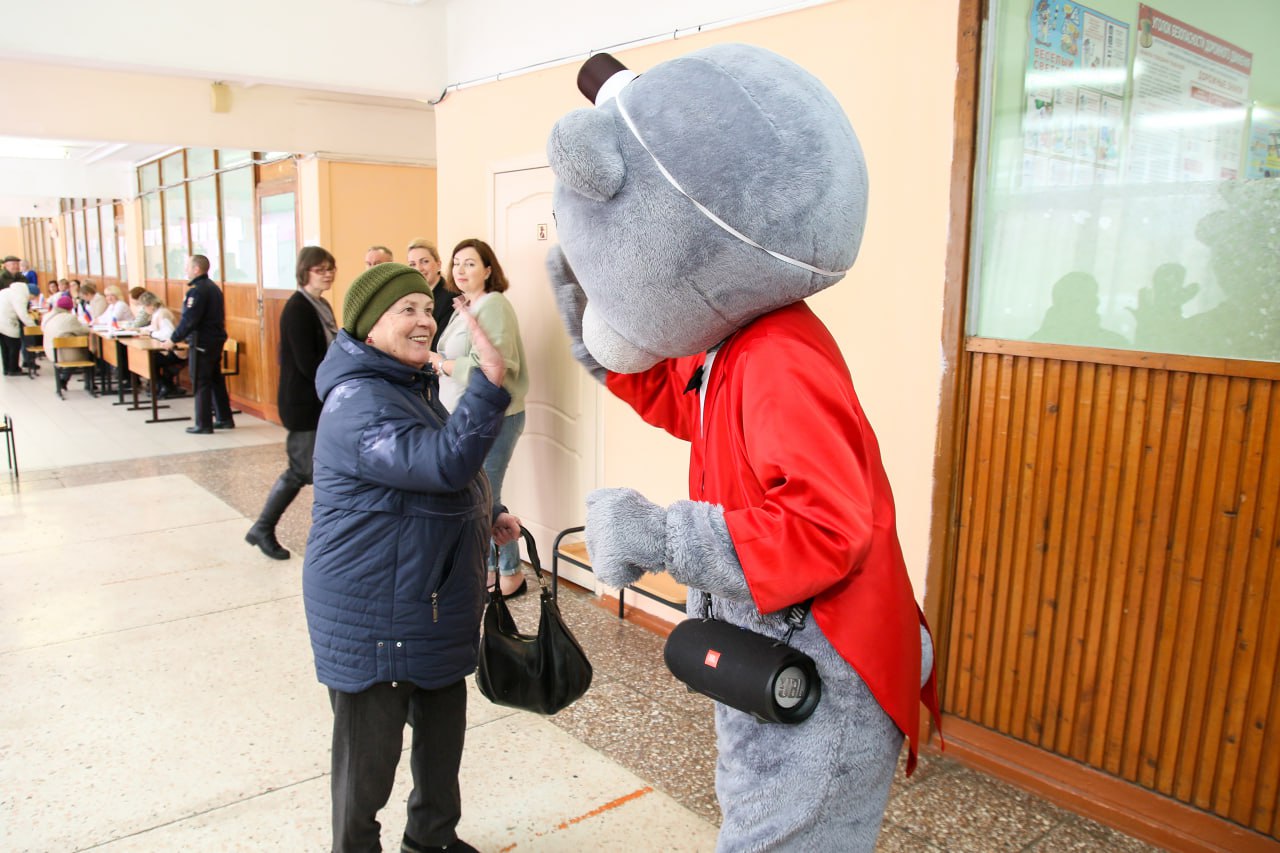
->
[[172, 274, 233, 431]]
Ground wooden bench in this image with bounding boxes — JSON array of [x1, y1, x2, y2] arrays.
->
[[553, 526, 688, 619]]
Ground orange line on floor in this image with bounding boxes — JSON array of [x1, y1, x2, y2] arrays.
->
[[554, 786, 654, 830], [495, 786, 657, 851]]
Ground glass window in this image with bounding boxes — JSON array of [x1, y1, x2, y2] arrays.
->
[[189, 176, 221, 281], [219, 166, 257, 283], [970, 0, 1279, 362], [116, 206, 129, 283], [85, 205, 102, 277], [187, 148, 215, 178], [101, 206, 117, 281], [163, 183, 189, 280], [218, 149, 253, 169], [142, 194, 163, 280], [160, 151, 185, 187], [139, 161, 160, 194], [73, 209, 87, 275], [259, 192, 297, 290]]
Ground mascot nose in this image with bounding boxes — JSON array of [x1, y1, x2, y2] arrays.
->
[[578, 52, 637, 106]]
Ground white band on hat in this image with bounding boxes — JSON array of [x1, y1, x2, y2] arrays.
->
[[614, 90, 848, 278], [595, 70, 638, 106]]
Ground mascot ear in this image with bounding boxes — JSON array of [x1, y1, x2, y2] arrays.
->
[[547, 108, 626, 202]]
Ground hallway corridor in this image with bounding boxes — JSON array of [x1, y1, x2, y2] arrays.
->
[[0, 375, 1161, 851]]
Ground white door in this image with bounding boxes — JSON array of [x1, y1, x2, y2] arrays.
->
[[492, 166, 599, 589]]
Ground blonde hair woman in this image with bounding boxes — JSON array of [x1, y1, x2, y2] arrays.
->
[[406, 237, 455, 349]]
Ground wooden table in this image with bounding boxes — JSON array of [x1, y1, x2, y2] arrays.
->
[[89, 329, 128, 404], [119, 336, 191, 424]]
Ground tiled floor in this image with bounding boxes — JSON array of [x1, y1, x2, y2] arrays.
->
[[0, 368, 1166, 851]]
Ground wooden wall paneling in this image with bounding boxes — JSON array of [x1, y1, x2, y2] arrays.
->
[[1193, 378, 1255, 809], [1172, 376, 1231, 803], [1057, 361, 1105, 760], [1101, 367, 1152, 776], [1137, 370, 1191, 790], [1075, 363, 1118, 761], [992, 356, 1034, 734], [1015, 359, 1062, 745], [222, 283, 260, 406], [944, 351, 991, 718], [1120, 369, 1173, 783], [977, 354, 1016, 728], [1040, 359, 1083, 752], [259, 291, 289, 423], [1150, 373, 1207, 797], [946, 344, 1280, 839], [1076, 365, 1131, 767], [1230, 382, 1280, 829]]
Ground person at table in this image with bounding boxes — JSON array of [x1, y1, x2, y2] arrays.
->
[[139, 291, 187, 398], [245, 246, 337, 561], [127, 287, 152, 329], [42, 293, 91, 392], [80, 282, 107, 322], [20, 259, 38, 295], [38, 280, 60, 314], [303, 261, 518, 853], [161, 255, 233, 433], [97, 285, 134, 326]]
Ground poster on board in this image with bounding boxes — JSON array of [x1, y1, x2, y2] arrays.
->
[[1023, 0, 1129, 187], [1245, 108, 1280, 179], [1126, 4, 1253, 183]]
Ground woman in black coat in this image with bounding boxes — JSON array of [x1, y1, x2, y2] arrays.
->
[[245, 246, 338, 559]]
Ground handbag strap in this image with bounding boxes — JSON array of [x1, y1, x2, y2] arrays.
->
[[489, 527, 554, 603]]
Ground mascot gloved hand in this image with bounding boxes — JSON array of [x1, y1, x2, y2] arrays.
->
[[585, 487, 750, 601], [547, 45, 941, 852]]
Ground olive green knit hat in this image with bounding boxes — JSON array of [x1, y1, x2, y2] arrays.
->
[[343, 262, 433, 340]]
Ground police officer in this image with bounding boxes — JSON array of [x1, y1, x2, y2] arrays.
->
[[163, 254, 234, 434]]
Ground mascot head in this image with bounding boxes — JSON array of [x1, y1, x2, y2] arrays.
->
[[547, 44, 868, 373]]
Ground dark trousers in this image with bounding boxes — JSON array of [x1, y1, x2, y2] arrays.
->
[[190, 340, 232, 428], [328, 679, 467, 853], [0, 332, 19, 373]]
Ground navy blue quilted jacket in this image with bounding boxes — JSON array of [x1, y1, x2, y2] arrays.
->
[[303, 331, 511, 692]]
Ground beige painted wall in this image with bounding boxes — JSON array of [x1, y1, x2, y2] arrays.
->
[[434, 0, 961, 602], [0, 60, 437, 165], [315, 161, 438, 327], [0, 226, 21, 259]]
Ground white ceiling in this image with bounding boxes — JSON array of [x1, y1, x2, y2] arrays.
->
[[0, 0, 829, 220]]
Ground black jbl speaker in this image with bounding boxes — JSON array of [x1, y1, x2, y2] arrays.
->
[[663, 617, 821, 724]]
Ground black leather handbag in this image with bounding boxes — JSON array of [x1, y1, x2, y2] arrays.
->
[[663, 599, 821, 724], [476, 528, 593, 715]]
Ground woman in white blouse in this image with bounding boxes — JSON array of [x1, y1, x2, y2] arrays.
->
[[97, 285, 135, 326], [139, 290, 186, 397]]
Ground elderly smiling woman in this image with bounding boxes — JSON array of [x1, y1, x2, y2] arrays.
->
[[303, 262, 519, 853]]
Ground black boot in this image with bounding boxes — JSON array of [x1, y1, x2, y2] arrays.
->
[[245, 474, 301, 560]]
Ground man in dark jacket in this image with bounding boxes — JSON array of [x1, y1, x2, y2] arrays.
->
[[245, 246, 337, 560], [164, 254, 233, 434]]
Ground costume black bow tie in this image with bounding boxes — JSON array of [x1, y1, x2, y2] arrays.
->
[[684, 365, 704, 394]]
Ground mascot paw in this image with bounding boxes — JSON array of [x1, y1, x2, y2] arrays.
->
[[546, 246, 607, 383], [585, 487, 667, 588]]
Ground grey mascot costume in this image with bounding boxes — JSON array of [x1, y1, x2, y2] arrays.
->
[[546, 45, 942, 851]]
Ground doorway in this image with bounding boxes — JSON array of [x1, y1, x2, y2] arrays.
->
[[492, 166, 600, 589]]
